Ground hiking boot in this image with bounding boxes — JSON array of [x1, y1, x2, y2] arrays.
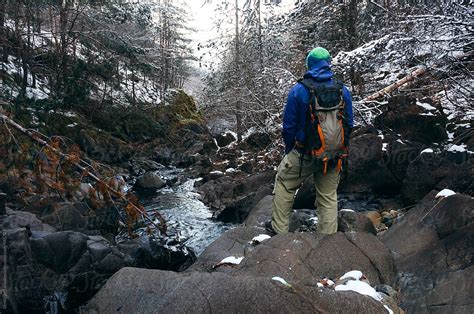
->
[[264, 220, 277, 236]]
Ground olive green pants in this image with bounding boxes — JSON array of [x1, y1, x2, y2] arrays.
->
[[271, 149, 340, 235]]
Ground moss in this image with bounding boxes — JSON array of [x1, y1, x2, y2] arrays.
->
[[153, 90, 203, 131]]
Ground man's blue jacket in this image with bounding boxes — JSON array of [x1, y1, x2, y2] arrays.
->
[[282, 59, 354, 154]]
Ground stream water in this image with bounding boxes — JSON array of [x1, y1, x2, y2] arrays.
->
[[137, 169, 393, 256], [141, 175, 232, 256]]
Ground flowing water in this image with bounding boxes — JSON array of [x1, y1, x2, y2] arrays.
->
[[142, 176, 232, 256]]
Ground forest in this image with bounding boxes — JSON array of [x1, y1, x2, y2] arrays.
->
[[0, 0, 472, 313]]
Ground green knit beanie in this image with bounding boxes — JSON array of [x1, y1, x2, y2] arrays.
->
[[306, 47, 331, 68]]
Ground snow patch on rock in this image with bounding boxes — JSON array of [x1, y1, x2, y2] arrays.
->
[[335, 280, 382, 301], [435, 189, 456, 199], [416, 100, 436, 111], [420, 148, 434, 154], [250, 234, 271, 244], [339, 270, 363, 281], [219, 256, 244, 265], [271, 276, 292, 287]]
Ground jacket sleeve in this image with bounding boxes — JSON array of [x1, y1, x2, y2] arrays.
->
[[282, 87, 298, 154], [342, 86, 354, 128]]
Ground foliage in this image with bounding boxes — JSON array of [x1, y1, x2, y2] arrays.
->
[[0, 0, 194, 112], [200, 0, 472, 134], [0, 112, 166, 237]]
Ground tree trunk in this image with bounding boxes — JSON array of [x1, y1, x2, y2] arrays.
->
[[0, 0, 7, 63], [235, 0, 242, 141], [59, 0, 70, 93], [363, 66, 427, 101]]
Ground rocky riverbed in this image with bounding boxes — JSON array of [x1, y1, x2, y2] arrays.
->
[[1, 91, 473, 313]]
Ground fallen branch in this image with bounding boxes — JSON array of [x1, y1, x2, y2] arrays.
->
[[363, 52, 472, 102], [363, 66, 428, 102], [0, 113, 167, 235]]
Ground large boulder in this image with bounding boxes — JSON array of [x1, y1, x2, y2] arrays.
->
[[243, 195, 316, 233], [237, 232, 395, 286], [85, 267, 388, 313], [339, 134, 399, 194], [2, 213, 196, 313], [4, 227, 129, 312], [135, 172, 166, 190], [33, 202, 119, 237], [117, 235, 196, 272], [192, 218, 394, 287], [215, 132, 236, 147], [188, 226, 263, 272], [30, 231, 89, 273], [374, 95, 447, 145], [382, 193, 473, 313], [3, 210, 56, 232], [384, 138, 423, 184], [338, 210, 377, 235], [199, 171, 275, 223], [244, 195, 274, 227], [244, 132, 272, 149], [401, 151, 473, 204]]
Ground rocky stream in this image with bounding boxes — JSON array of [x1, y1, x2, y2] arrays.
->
[[1, 92, 472, 314]]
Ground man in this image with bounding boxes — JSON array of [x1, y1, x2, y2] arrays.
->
[[266, 47, 354, 235]]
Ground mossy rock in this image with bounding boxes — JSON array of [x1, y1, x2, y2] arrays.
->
[[153, 90, 203, 128]]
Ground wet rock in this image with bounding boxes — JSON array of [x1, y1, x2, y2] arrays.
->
[[135, 172, 166, 190], [41, 203, 88, 232], [214, 185, 272, 223], [154, 147, 174, 165], [244, 132, 272, 149], [338, 210, 377, 235], [199, 171, 275, 223], [201, 140, 219, 155], [401, 151, 473, 204], [30, 231, 88, 273], [3, 210, 55, 232], [374, 95, 447, 145], [238, 161, 253, 174], [128, 158, 165, 176], [382, 193, 473, 313], [117, 236, 196, 272], [339, 134, 399, 194], [189, 226, 263, 272], [86, 268, 388, 313], [215, 132, 236, 147], [198, 176, 235, 208], [385, 139, 422, 183], [244, 195, 274, 227], [244, 195, 314, 233], [237, 232, 395, 286]]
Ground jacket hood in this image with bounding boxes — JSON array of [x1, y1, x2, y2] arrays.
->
[[304, 59, 333, 82]]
